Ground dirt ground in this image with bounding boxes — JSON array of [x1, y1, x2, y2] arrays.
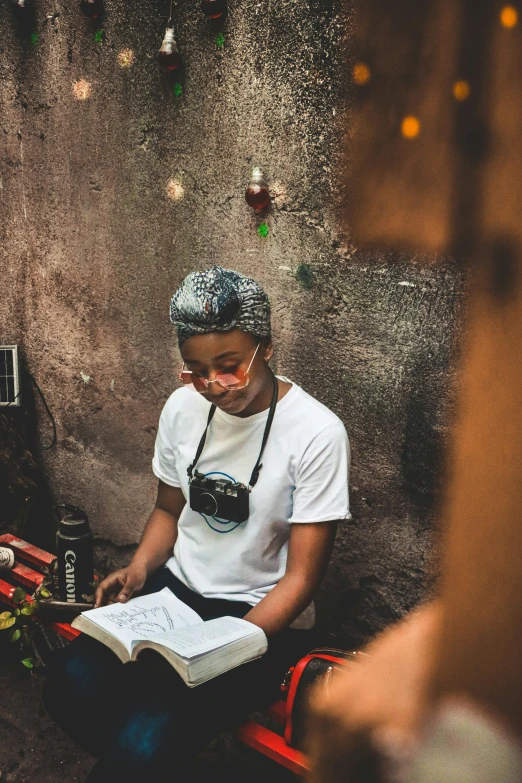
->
[[0, 660, 298, 783]]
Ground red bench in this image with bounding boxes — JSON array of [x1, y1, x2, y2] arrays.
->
[[0, 533, 309, 776]]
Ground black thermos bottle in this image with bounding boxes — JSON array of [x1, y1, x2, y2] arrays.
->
[[56, 504, 94, 603]]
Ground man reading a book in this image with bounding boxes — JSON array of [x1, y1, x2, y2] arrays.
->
[[43, 266, 351, 783]]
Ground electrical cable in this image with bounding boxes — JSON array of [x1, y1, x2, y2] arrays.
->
[[1, 363, 56, 449], [27, 371, 57, 451]]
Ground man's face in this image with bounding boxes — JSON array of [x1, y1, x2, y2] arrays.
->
[[180, 329, 272, 415]]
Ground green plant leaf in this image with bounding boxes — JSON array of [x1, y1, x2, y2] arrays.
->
[[21, 603, 36, 616], [0, 611, 12, 620], [81, 594, 95, 602], [0, 617, 16, 630], [14, 608, 21, 616], [9, 629, 21, 643], [12, 587, 26, 604], [39, 587, 52, 598], [21, 658, 33, 669]]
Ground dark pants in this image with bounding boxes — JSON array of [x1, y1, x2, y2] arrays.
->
[[43, 568, 314, 783]]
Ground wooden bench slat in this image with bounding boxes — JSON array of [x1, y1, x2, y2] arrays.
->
[[49, 621, 80, 641], [10, 562, 46, 590], [0, 576, 19, 604], [235, 721, 308, 776], [0, 534, 56, 568]]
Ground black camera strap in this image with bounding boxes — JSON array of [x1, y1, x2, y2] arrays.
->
[[187, 404, 217, 479], [187, 370, 279, 489], [248, 370, 278, 487]]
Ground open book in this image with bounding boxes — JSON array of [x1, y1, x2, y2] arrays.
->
[[71, 587, 267, 687]]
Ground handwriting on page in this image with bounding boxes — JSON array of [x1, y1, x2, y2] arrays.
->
[[103, 604, 192, 638]]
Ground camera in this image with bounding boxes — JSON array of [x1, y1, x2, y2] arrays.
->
[[187, 373, 279, 526], [189, 471, 250, 523]]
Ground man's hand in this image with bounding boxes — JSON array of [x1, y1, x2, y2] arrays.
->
[[94, 563, 148, 607]]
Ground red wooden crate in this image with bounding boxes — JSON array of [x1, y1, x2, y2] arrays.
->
[[0, 534, 80, 641]]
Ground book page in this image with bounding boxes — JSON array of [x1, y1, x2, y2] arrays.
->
[[80, 588, 202, 650], [152, 616, 264, 659]]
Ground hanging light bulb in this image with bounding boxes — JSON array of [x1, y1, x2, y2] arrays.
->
[[80, 0, 104, 18], [157, 27, 182, 71], [201, 0, 226, 19], [245, 168, 270, 211]]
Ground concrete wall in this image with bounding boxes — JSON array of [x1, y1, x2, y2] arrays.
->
[[0, 0, 464, 646]]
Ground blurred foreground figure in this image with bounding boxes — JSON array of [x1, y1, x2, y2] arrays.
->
[[308, 1, 522, 780], [308, 605, 522, 782]]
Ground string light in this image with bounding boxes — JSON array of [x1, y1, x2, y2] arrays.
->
[[500, 5, 518, 27], [245, 168, 270, 211], [117, 49, 135, 68], [72, 80, 92, 100], [80, 0, 104, 19], [401, 115, 420, 139], [158, 27, 182, 70], [158, 0, 182, 71], [166, 178, 184, 201], [352, 62, 371, 86], [201, 0, 226, 20], [453, 80, 471, 101]]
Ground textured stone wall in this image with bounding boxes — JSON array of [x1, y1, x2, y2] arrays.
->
[[0, 0, 464, 646]]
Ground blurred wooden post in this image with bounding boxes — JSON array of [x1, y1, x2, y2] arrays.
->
[[348, 0, 522, 734]]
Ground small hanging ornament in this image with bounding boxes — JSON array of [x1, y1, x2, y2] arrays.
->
[[157, 27, 182, 71], [245, 168, 270, 211], [80, 0, 104, 19], [14, 0, 26, 8], [158, 0, 182, 71], [201, 0, 226, 20]]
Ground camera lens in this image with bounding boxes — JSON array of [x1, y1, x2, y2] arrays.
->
[[200, 492, 218, 516]]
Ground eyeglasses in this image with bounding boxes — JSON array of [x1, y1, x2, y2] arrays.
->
[[179, 343, 261, 394]]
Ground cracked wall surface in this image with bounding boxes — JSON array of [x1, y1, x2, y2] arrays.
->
[[0, 0, 464, 646]]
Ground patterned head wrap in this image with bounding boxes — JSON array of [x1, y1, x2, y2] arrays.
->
[[170, 266, 271, 346]]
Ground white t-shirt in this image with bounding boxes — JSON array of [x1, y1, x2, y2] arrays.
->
[[152, 379, 350, 629]]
